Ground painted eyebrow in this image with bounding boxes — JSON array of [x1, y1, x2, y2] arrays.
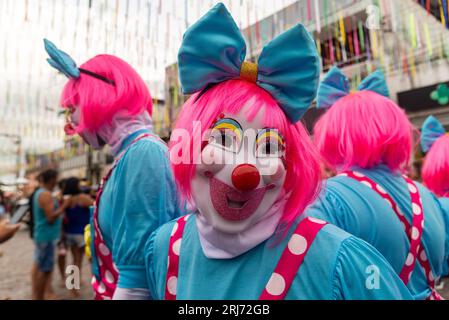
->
[[256, 128, 285, 144], [211, 118, 243, 133]]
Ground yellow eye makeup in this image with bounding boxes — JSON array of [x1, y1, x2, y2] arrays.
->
[[256, 128, 286, 158], [212, 119, 243, 141], [209, 118, 243, 153]]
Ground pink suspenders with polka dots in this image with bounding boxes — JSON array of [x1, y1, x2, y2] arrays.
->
[[341, 171, 442, 300], [164, 215, 328, 300], [91, 133, 157, 300]]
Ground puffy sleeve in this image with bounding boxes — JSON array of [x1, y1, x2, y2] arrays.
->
[[110, 139, 182, 289], [306, 179, 364, 235], [331, 236, 413, 300]]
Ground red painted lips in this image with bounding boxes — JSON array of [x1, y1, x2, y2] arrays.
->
[[209, 176, 274, 221]]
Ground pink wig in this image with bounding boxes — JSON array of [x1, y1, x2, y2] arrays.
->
[[60, 54, 152, 132], [313, 90, 415, 172], [170, 79, 322, 229], [422, 134, 449, 197]]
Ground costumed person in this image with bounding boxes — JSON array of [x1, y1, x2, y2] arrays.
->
[[44, 40, 181, 300], [421, 115, 449, 275], [136, 3, 411, 300], [307, 66, 449, 300]]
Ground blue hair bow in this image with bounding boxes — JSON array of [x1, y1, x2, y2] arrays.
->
[[316, 66, 390, 109], [44, 39, 81, 78], [178, 3, 321, 124], [44, 39, 115, 85], [421, 115, 446, 153]]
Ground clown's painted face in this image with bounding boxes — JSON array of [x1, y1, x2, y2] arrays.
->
[[191, 104, 287, 234], [64, 106, 106, 150]]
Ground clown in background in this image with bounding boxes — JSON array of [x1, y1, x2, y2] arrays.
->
[[125, 3, 411, 300], [421, 115, 449, 275], [44, 41, 181, 300], [307, 67, 449, 300]]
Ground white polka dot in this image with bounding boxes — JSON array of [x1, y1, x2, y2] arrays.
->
[[408, 183, 417, 194], [105, 270, 114, 284], [353, 172, 365, 178], [167, 276, 177, 295], [113, 263, 119, 273], [405, 253, 415, 266], [420, 251, 428, 261], [172, 239, 182, 256], [308, 217, 327, 224], [408, 272, 413, 282], [97, 282, 106, 294], [99, 243, 110, 256], [411, 227, 420, 240], [288, 234, 308, 255], [421, 220, 425, 228], [361, 181, 372, 188], [412, 203, 422, 215], [184, 215, 190, 222], [429, 271, 434, 282], [91, 277, 96, 285], [171, 223, 178, 236], [376, 184, 387, 194], [98, 257, 103, 266], [265, 273, 286, 296], [339, 173, 348, 177]]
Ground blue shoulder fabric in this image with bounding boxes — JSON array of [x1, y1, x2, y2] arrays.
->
[[317, 66, 389, 109], [178, 2, 320, 123], [421, 115, 446, 153], [44, 39, 80, 78]]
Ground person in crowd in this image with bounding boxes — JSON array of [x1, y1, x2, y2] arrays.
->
[[44, 38, 181, 300], [31, 169, 66, 300], [0, 219, 20, 244], [56, 179, 67, 287], [132, 4, 411, 300], [0, 191, 6, 220], [307, 67, 449, 300], [61, 177, 94, 291]]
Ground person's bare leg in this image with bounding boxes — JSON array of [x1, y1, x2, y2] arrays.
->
[[57, 252, 66, 286], [31, 263, 39, 300], [34, 270, 48, 300], [44, 272, 59, 300]]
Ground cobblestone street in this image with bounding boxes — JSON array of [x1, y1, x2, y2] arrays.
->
[[0, 226, 93, 300]]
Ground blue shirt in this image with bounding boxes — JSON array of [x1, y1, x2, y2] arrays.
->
[[64, 204, 90, 235], [144, 215, 412, 300], [307, 165, 449, 300], [33, 188, 62, 243], [91, 129, 182, 289]]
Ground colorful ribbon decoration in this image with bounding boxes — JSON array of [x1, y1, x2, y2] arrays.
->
[[421, 115, 446, 152], [177, 3, 321, 124], [316, 66, 390, 109]]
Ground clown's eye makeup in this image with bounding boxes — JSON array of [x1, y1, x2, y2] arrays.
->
[[208, 118, 243, 153], [255, 129, 285, 158]]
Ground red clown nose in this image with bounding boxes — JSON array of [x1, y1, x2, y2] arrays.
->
[[231, 164, 261, 192]]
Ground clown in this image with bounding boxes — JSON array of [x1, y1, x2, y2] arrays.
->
[[125, 4, 411, 300], [421, 116, 449, 275], [44, 40, 181, 299], [307, 67, 449, 300]]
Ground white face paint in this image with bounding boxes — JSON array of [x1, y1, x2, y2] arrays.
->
[[67, 107, 106, 150], [191, 105, 287, 234]]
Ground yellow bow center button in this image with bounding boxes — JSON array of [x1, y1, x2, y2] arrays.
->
[[240, 61, 258, 83]]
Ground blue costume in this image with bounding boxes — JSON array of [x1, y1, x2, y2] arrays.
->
[[92, 129, 182, 290], [307, 167, 449, 300], [145, 215, 412, 300]]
